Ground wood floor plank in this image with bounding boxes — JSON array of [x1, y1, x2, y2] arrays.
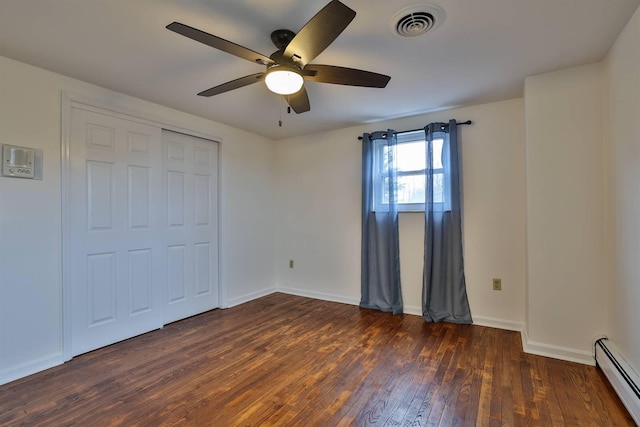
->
[[0, 293, 634, 426]]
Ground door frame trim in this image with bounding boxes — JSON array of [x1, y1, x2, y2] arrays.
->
[[61, 91, 226, 361]]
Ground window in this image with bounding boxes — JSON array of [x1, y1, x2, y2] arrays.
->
[[373, 130, 446, 211]]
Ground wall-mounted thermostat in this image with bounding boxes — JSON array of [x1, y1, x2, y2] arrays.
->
[[1, 145, 43, 180]]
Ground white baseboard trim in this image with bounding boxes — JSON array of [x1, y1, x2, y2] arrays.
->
[[520, 327, 530, 357], [521, 328, 594, 366], [0, 353, 63, 386], [472, 316, 525, 333], [226, 287, 277, 308], [416, 314, 590, 367], [595, 339, 640, 425], [403, 305, 422, 316], [277, 287, 360, 307]]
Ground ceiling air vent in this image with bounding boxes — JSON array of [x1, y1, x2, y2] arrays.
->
[[390, 4, 445, 37]]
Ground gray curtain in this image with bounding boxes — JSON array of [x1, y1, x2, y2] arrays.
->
[[422, 120, 472, 323], [360, 130, 403, 315]]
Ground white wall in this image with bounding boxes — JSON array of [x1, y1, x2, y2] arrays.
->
[[275, 99, 527, 329], [0, 55, 277, 384], [274, 125, 362, 305], [603, 5, 640, 374], [524, 63, 606, 363]]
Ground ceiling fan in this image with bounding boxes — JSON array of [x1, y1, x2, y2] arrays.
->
[[166, 0, 391, 114]]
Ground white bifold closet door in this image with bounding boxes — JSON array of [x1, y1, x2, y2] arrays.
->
[[69, 108, 218, 357], [161, 130, 219, 324]]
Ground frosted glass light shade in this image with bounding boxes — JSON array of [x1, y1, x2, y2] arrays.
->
[[265, 69, 304, 95]]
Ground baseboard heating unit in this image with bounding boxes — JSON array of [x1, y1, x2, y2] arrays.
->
[[595, 338, 640, 424]]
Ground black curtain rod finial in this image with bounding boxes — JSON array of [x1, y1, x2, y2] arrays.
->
[[357, 120, 473, 140]]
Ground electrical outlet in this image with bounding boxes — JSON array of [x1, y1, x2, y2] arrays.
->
[[493, 278, 502, 291], [289, 259, 294, 269]]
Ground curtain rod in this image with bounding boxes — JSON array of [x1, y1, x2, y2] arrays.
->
[[357, 120, 473, 140]]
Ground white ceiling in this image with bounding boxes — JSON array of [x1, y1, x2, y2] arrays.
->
[[0, 0, 638, 139]]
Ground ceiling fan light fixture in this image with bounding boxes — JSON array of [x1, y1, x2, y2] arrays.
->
[[265, 67, 304, 95]]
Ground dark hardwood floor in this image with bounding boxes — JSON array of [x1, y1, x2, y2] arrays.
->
[[0, 293, 633, 426]]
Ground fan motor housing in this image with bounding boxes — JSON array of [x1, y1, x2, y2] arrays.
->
[[271, 29, 296, 49]]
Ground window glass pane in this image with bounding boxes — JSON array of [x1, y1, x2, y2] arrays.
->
[[381, 173, 444, 205], [382, 175, 425, 204], [382, 145, 391, 172], [396, 141, 425, 172], [432, 138, 443, 169], [381, 176, 389, 204], [397, 175, 425, 204], [381, 177, 394, 204], [433, 173, 444, 203]]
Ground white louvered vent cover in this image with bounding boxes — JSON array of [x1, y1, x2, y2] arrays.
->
[[390, 4, 446, 37]]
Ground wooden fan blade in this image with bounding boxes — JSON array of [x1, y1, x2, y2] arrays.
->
[[167, 22, 274, 66], [197, 73, 265, 97], [283, 1, 356, 67], [304, 65, 391, 88], [286, 86, 311, 113]]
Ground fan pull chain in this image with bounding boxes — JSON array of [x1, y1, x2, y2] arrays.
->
[[278, 97, 293, 127]]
